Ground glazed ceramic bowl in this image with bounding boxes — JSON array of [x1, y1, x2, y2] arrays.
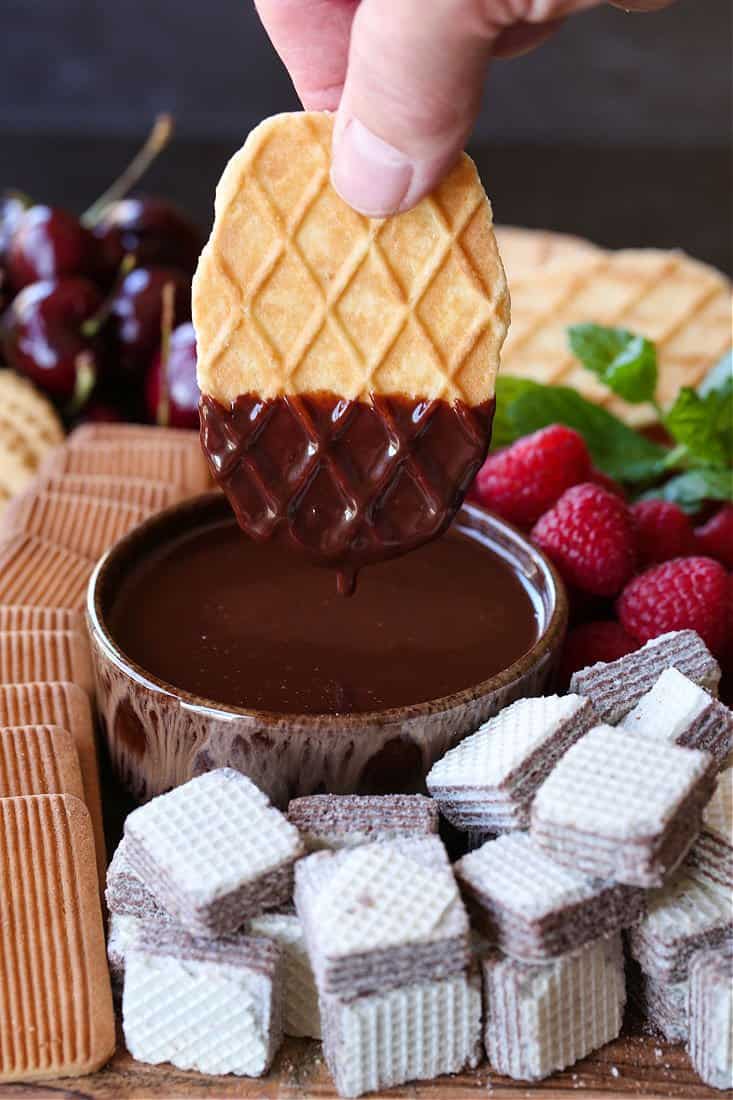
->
[[87, 492, 567, 807]]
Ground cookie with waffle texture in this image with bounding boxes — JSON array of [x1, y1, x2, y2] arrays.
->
[[287, 793, 438, 852], [531, 725, 717, 887], [193, 111, 509, 571], [621, 667, 733, 766], [455, 832, 645, 962], [569, 629, 721, 725], [426, 694, 595, 833], [248, 910, 321, 1039]]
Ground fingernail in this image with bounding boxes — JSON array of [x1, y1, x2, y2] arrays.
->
[[331, 118, 413, 218]]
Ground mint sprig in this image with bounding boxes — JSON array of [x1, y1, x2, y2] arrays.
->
[[568, 324, 658, 406]]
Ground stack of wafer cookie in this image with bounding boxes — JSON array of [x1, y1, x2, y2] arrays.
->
[[495, 226, 732, 428], [0, 370, 65, 515]]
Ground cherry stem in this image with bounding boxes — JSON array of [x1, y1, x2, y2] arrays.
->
[[67, 351, 96, 418], [81, 114, 174, 228], [157, 282, 175, 427], [81, 254, 136, 339]]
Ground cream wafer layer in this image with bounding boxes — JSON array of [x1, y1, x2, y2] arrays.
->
[[0, 795, 114, 1081], [482, 937, 626, 1081], [0, 534, 93, 609], [193, 111, 508, 406], [41, 440, 210, 493], [0, 605, 84, 633], [0, 725, 84, 801], [621, 667, 733, 764], [686, 767, 733, 888], [249, 911, 321, 1039], [33, 473, 181, 512], [0, 630, 93, 695], [0, 682, 105, 890], [2, 491, 147, 560], [687, 945, 733, 1091]]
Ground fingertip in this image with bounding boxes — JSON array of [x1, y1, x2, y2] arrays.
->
[[331, 117, 414, 218]]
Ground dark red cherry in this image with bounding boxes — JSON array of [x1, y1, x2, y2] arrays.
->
[[145, 321, 199, 428], [2, 277, 105, 406], [94, 197, 203, 277], [109, 265, 191, 379], [7, 206, 102, 291]]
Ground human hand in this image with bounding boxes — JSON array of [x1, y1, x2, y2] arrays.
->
[[255, 0, 674, 217]]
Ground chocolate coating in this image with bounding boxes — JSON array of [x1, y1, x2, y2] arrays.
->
[[107, 517, 538, 716]]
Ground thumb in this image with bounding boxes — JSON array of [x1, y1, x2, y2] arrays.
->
[[331, 0, 495, 217]]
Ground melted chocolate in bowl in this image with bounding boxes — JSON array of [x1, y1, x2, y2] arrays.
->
[[199, 392, 495, 589], [108, 516, 539, 716]]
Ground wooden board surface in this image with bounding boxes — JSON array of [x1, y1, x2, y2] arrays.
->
[[0, 1028, 723, 1099]]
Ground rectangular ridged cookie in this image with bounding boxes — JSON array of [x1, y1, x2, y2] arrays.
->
[[286, 793, 438, 851], [0, 533, 94, 609], [0, 682, 106, 889], [2, 490, 147, 560], [455, 832, 645, 962], [426, 695, 595, 832], [621, 667, 733, 765], [42, 440, 210, 494], [628, 869, 732, 983], [0, 605, 84, 633], [531, 725, 717, 887], [0, 794, 115, 1081], [569, 630, 721, 724], [687, 944, 733, 1091], [0, 630, 94, 695], [124, 768, 304, 937], [0, 724, 84, 801], [295, 836, 470, 1000], [68, 423, 201, 448], [249, 910, 321, 1039], [686, 767, 732, 889], [482, 937, 626, 1081], [321, 970, 482, 1098], [34, 472, 182, 512], [122, 927, 282, 1077]]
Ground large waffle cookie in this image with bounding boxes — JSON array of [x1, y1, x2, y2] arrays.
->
[[194, 111, 509, 573], [498, 234, 731, 428], [0, 370, 65, 514]]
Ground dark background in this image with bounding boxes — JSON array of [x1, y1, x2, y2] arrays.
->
[[2, 0, 731, 271]]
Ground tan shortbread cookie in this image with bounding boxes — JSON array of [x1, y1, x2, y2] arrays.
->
[[499, 237, 731, 427], [0, 724, 85, 801], [33, 472, 183, 512], [0, 794, 115, 1080], [0, 447, 34, 515], [67, 423, 200, 448], [0, 682, 105, 891], [0, 605, 85, 633], [193, 111, 509, 406], [41, 440, 211, 494], [2, 490, 147, 560], [0, 369, 65, 449], [0, 630, 94, 696], [0, 533, 94, 609], [494, 225, 603, 283]]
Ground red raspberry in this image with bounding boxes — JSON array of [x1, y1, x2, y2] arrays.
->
[[474, 425, 591, 528], [631, 499, 696, 567], [695, 505, 733, 569], [557, 620, 638, 688], [617, 556, 728, 655], [531, 482, 636, 597]]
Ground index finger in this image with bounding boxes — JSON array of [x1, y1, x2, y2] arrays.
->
[[254, 0, 358, 110]]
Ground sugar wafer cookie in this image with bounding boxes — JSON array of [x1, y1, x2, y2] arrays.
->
[[0, 794, 114, 1080], [194, 111, 509, 570], [2, 490, 147, 560]]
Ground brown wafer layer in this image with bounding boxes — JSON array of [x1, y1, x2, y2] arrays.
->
[[34, 472, 182, 511], [0, 725, 84, 800], [0, 534, 94, 609], [0, 794, 115, 1080], [0, 682, 105, 889], [2, 491, 147, 560], [0, 630, 93, 695], [287, 793, 439, 850], [0, 605, 84, 633], [42, 440, 210, 493]]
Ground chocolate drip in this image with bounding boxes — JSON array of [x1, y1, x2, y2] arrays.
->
[[200, 392, 494, 588]]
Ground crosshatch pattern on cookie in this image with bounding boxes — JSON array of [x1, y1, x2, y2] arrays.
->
[[193, 111, 509, 406]]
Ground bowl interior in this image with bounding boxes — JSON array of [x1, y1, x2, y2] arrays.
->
[[88, 492, 566, 725]]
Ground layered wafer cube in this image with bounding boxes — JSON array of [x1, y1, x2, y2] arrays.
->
[[621, 667, 733, 765], [687, 945, 733, 1091], [287, 793, 438, 851]]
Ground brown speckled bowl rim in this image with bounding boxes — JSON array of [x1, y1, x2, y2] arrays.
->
[[87, 492, 568, 729]]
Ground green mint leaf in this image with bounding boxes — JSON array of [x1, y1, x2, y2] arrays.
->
[[663, 386, 730, 468], [568, 323, 658, 405], [640, 468, 733, 513], [495, 376, 668, 482]]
